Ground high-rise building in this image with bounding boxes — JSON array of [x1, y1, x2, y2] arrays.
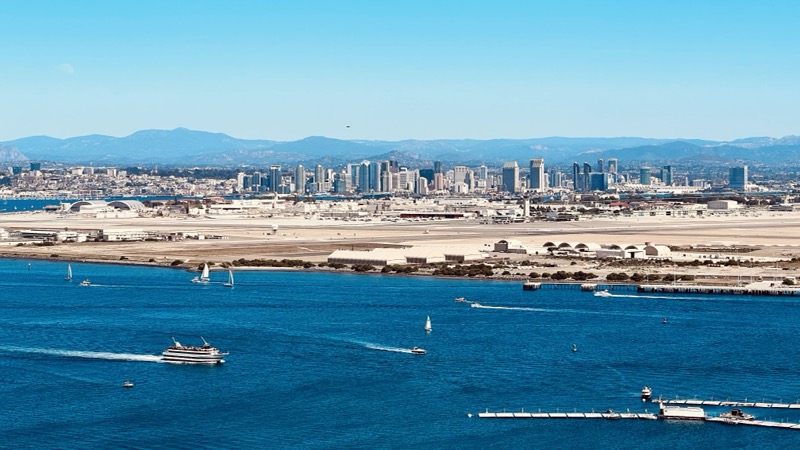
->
[[269, 165, 282, 192], [607, 158, 618, 174], [478, 165, 488, 180], [529, 158, 545, 191], [501, 161, 519, 193], [434, 161, 443, 174], [30, 162, 41, 171], [589, 173, 609, 191], [662, 165, 673, 186], [294, 164, 305, 194], [358, 161, 371, 193], [453, 166, 469, 185], [572, 162, 580, 191], [368, 161, 380, 191], [729, 166, 748, 190], [597, 158, 604, 173], [640, 167, 651, 185]]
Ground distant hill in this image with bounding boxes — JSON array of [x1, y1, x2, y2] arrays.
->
[[2, 128, 799, 166]]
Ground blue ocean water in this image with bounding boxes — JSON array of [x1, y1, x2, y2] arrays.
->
[[1, 259, 799, 448]]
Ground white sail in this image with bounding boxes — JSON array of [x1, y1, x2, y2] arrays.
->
[[223, 269, 234, 287], [65, 264, 72, 281], [424, 315, 432, 332], [200, 263, 210, 281]]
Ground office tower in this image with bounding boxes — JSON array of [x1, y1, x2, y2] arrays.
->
[[416, 176, 428, 195], [252, 171, 262, 192], [379, 161, 392, 192], [572, 162, 580, 191], [640, 167, 651, 185], [607, 158, 618, 174], [30, 162, 41, 171], [478, 165, 488, 180], [368, 161, 380, 191], [662, 165, 673, 186], [236, 172, 246, 190], [529, 158, 545, 190], [358, 161, 371, 193], [453, 166, 469, 185], [434, 161, 443, 174], [501, 161, 520, 193], [589, 173, 609, 191], [583, 162, 592, 191], [597, 158, 604, 173], [729, 166, 748, 190], [295, 164, 305, 194]]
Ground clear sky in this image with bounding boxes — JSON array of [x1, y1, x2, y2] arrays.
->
[[1, 0, 798, 142]]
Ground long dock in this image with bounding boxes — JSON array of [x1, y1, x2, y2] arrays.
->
[[655, 399, 800, 409], [478, 409, 656, 420], [638, 284, 800, 296], [706, 417, 800, 429]]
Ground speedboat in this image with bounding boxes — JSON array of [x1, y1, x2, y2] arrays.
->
[[719, 409, 754, 421], [470, 302, 481, 308], [594, 290, 612, 297], [79, 279, 91, 287], [641, 386, 652, 401], [454, 297, 467, 302], [123, 380, 134, 388], [161, 337, 228, 364], [411, 346, 427, 355], [604, 409, 621, 420]]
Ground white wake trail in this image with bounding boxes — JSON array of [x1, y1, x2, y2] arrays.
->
[[0, 346, 162, 362]]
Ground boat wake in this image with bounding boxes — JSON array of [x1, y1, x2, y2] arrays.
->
[[470, 304, 537, 311], [363, 343, 414, 354], [0, 346, 163, 362]]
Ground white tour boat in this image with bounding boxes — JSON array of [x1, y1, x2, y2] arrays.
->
[[470, 302, 481, 308], [161, 337, 228, 364], [658, 401, 706, 420], [123, 380, 134, 388], [641, 386, 652, 401]]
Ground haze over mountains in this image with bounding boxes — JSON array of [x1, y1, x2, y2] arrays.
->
[[1, 128, 799, 167]]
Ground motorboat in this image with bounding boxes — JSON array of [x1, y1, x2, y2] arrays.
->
[[641, 386, 652, 401], [122, 380, 134, 388], [594, 290, 612, 297], [470, 302, 481, 308], [411, 346, 427, 355], [79, 279, 91, 287], [454, 297, 467, 303], [662, 317, 668, 324], [719, 409, 754, 421], [572, 343, 577, 352], [161, 337, 228, 364], [604, 409, 621, 420]]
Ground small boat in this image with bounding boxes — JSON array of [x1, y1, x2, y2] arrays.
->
[[79, 279, 91, 287], [641, 386, 652, 401], [572, 343, 577, 352], [454, 297, 467, 303], [424, 315, 432, 332], [719, 409, 754, 421], [470, 302, 481, 308], [604, 409, 621, 420], [223, 269, 234, 287], [191, 263, 211, 283], [411, 346, 427, 355], [64, 264, 72, 281], [662, 317, 668, 324], [122, 380, 134, 388], [594, 290, 612, 297]]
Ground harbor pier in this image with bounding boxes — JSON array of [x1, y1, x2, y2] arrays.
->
[[478, 409, 656, 420]]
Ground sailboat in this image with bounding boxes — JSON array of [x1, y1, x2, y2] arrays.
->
[[64, 264, 72, 281], [223, 269, 234, 287], [424, 315, 432, 332], [191, 263, 211, 283]]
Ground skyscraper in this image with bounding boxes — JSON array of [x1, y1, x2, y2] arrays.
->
[[607, 158, 618, 174], [640, 167, 651, 185], [529, 158, 545, 191], [597, 158, 604, 173], [294, 164, 305, 194], [269, 165, 281, 192], [662, 165, 673, 186], [501, 161, 519, 193], [572, 162, 580, 191], [729, 166, 748, 190]]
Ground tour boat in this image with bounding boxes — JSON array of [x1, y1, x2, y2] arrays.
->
[[191, 263, 211, 283], [424, 316, 432, 332], [161, 337, 228, 364], [65, 264, 72, 281], [223, 269, 234, 287], [641, 386, 652, 401], [658, 401, 706, 420], [411, 346, 427, 355]]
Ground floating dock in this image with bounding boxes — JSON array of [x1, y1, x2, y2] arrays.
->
[[478, 409, 656, 420], [522, 282, 541, 291], [655, 398, 800, 409], [706, 417, 800, 429]]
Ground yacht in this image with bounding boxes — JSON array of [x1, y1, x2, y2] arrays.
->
[[594, 290, 612, 297], [79, 279, 91, 287], [424, 316, 432, 333], [470, 302, 481, 308], [641, 386, 652, 401], [122, 380, 134, 388], [411, 346, 427, 355], [161, 337, 228, 364], [719, 409, 754, 421]]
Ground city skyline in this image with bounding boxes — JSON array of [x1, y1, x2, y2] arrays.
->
[[2, 1, 799, 142]]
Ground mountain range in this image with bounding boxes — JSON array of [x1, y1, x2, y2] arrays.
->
[[1, 128, 799, 167]]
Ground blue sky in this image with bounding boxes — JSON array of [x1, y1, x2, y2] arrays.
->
[[1, 0, 798, 141]]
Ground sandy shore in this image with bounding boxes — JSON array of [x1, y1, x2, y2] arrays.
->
[[2, 210, 800, 282]]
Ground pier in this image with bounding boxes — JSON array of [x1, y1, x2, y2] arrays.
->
[[478, 409, 656, 420], [655, 398, 800, 409], [706, 417, 800, 429], [638, 284, 800, 296]]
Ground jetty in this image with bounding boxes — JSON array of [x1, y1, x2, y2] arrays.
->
[[706, 417, 800, 429], [655, 398, 800, 409], [638, 284, 800, 296], [478, 409, 656, 420]]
